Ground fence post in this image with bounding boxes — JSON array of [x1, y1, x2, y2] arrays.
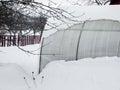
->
[[26, 35, 28, 45], [10, 35, 11, 46], [13, 35, 16, 46], [7, 35, 10, 47], [17, 35, 19, 46], [0, 35, 41, 47], [3, 35, 5, 47]]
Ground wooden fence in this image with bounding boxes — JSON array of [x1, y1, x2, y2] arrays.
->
[[0, 35, 41, 47]]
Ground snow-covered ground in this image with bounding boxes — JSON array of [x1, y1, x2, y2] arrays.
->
[[0, 44, 40, 75], [37, 57, 120, 90], [0, 45, 120, 90], [0, 3, 120, 90], [0, 63, 35, 90], [0, 44, 40, 90]]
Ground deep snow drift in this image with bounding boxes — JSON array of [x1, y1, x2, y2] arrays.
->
[[0, 44, 40, 74], [0, 63, 35, 90], [36, 57, 120, 90], [0, 46, 120, 90], [0, 45, 40, 90]]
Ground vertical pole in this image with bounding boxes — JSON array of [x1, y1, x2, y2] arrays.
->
[[18, 35, 20, 46], [13, 35, 16, 46], [117, 40, 120, 57], [0, 35, 1, 46], [10, 35, 11, 46], [6, 35, 8, 47], [25, 36, 27, 46], [1, 35, 3, 47], [75, 22, 85, 60], [29, 36, 30, 44], [38, 37, 44, 74], [3, 35, 5, 47], [27, 35, 29, 45]]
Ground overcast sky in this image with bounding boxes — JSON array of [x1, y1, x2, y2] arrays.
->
[[34, 0, 120, 36], [34, 0, 120, 22]]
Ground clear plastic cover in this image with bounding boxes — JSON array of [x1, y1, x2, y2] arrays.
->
[[40, 20, 120, 70]]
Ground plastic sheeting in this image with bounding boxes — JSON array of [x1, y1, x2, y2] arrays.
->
[[40, 19, 120, 71]]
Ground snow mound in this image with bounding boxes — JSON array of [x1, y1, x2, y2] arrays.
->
[[0, 44, 40, 74], [0, 63, 35, 90], [37, 57, 120, 90]]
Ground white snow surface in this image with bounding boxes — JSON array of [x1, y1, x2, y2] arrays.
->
[[0, 44, 40, 74], [0, 63, 35, 90], [0, 45, 40, 90], [1, 4, 120, 89], [0, 44, 120, 90], [37, 57, 120, 90]]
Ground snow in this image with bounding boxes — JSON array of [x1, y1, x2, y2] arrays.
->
[[0, 44, 120, 90], [1, 1, 120, 90], [37, 57, 120, 90], [0, 44, 40, 74], [0, 44, 40, 90], [0, 63, 34, 90]]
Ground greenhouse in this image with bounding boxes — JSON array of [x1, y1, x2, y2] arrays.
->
[[39, 19, 120, 71]]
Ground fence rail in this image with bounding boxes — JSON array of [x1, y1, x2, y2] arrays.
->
[[0, 35, 41, 47]]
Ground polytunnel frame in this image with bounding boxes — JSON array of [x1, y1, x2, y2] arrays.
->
[[76, 21, 86, 60], [38, 22, 85, 73], [38, 19, 120, 73]]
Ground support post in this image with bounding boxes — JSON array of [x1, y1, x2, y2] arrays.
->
[[38, 37, 44, 74]]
